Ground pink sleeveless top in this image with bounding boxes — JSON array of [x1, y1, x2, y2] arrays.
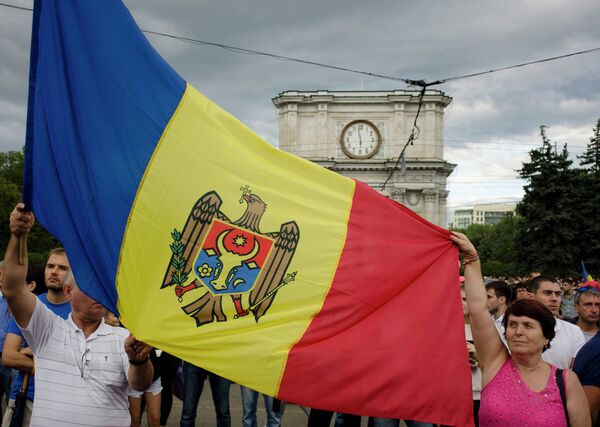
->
[[479, 358, 567, 427]]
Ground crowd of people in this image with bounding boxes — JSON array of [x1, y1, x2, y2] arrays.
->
[[0, 205, 599, 427], [452, 232, 600, 427]]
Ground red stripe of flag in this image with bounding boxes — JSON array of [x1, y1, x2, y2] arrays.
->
[[279, 181, 473, 426]]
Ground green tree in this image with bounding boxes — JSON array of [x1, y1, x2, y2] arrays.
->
[[0, 150, 24, 186], [486, 213, 521, 277], [460, 223, 493, 261], [516, 126, 585, 277], [574, 119, 600, 273], [0, 150, 60, 261], [578, 118, 600, 174], [0, 175, 21, 253], [457, 214, 521, 277]]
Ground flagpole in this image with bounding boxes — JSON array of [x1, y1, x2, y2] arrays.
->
[[19, 234, 27, 265]]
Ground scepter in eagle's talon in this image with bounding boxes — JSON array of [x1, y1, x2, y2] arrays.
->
[[233, 271, 297, 319]]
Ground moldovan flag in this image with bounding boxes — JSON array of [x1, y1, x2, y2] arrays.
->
[[23, 1, 472, 425]]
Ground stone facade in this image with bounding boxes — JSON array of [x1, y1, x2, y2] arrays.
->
[[272, 90, 455, 226]]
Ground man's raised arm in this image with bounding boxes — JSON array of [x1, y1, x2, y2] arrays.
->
[[3, 203, 37, 328]]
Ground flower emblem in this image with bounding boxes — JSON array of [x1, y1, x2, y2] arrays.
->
[[198, 263, 213, 278]]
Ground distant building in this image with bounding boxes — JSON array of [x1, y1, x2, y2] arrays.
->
[[450, 202, 518, 228]]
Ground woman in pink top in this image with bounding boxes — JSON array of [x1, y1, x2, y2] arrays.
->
[[450, 232, 590, 427]]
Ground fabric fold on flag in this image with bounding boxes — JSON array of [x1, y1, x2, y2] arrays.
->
[[23, 1, 472, 425]]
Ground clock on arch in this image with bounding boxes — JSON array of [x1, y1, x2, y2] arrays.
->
[[339, 120, 382, 159]]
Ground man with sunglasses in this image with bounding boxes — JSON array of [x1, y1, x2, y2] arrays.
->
[[572, 282, 600, 343]]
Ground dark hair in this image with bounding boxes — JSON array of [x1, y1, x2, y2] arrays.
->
[[502, 299, 556, 351], [486, 280, 512, 303], [527, 275, 556, 294], [26, 264, 48, 295], [513, 281, 527, 290], [511, 281, 527, 302]]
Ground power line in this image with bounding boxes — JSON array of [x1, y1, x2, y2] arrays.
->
[[380, 86, 427, 190], [0, 2, 30, 11], [142, 30, 414, 85], [2, 2, 600, 88], [140, 32, 600, 89], [439, 47, 600, 84]]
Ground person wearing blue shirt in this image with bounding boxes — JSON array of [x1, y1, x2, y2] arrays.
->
[[574, 326, 600, 426], [1, 250, 72, 427], [0, 260, 13, 413]]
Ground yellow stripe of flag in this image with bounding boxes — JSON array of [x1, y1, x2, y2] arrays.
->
[[117, 84, 355, 394]]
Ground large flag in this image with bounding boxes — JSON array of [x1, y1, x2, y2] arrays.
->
[[23, 1, 472, 424]]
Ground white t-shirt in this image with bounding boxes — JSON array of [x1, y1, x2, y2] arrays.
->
[[19, 297, 132, 426], [542, 317, 586, 369]]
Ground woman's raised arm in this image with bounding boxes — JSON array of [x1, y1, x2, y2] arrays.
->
[[450, 232, 508, 383]]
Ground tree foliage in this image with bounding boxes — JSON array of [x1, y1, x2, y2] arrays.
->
[[0, 150, 60, 261], [579, 118, 600, 174], [453, 120, 600, 279], [516, 125, 600, 277], [455, 214, 521, 277]]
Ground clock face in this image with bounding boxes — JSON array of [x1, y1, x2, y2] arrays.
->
[[340, 120, 381, 159]]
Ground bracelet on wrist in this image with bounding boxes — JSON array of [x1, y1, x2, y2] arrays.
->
[[129, 355, 149, 366], [462, 252, 480, 268]]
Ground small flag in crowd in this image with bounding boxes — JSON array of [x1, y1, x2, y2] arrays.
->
[[581, 260, 594, 283]]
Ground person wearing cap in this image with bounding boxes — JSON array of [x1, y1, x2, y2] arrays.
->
[[571, 281, 600, 343]]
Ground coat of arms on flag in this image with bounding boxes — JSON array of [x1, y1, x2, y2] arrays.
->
[[162, 187, 300, 327]]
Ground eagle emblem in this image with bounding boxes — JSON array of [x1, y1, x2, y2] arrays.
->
[[161, 187, 300, 327]]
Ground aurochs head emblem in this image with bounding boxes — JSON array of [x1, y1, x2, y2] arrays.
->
[[195, 221, 271, 295], [161, 187, 299, 327]]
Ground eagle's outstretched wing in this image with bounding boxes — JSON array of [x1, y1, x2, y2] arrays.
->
[[249, 221, 299, 321], [161, 191, 229, 288]]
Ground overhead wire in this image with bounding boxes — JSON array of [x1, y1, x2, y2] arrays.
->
[[2, 2, 599, 88], [0, 1, 29, 11]]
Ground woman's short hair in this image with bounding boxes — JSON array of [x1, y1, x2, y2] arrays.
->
[[502, 299, 556, 351]]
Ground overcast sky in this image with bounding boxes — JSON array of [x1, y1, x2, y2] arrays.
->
[[2, 0, 600, 216]]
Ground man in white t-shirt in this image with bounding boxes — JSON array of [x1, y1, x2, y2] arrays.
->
[[3, 204, 153, 426], [529, 275, 586, 368]]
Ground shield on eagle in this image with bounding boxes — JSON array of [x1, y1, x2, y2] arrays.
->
[[194, 220, 274, 295], [161, 188, 300, 327]]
